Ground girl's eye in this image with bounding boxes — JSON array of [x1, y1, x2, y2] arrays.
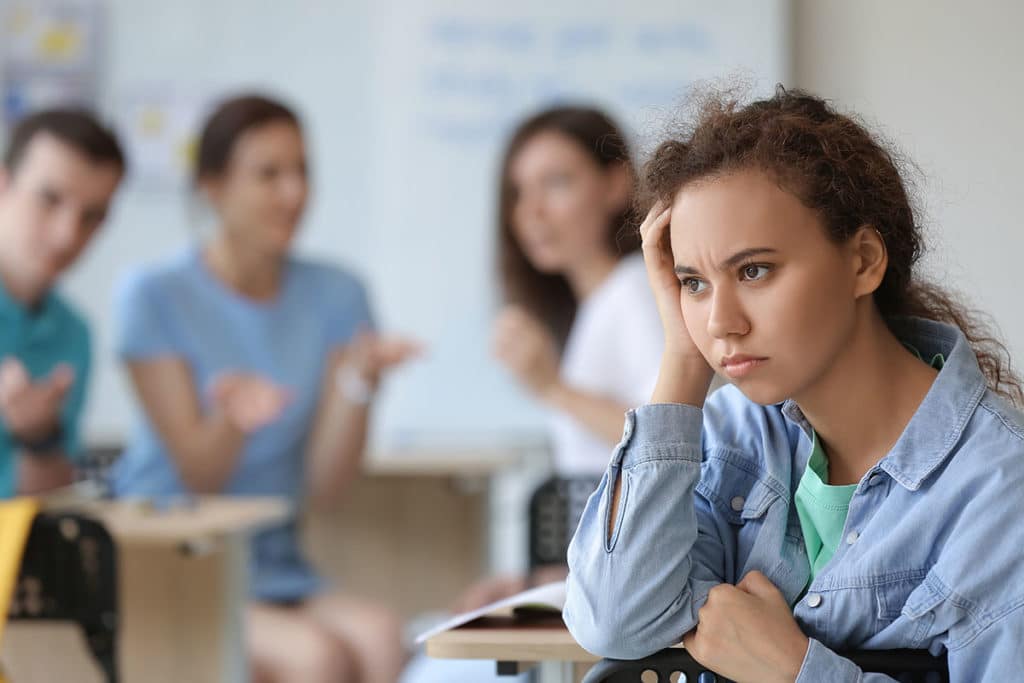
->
[[741, 264, 771, 281], [681, 277, 707, 295]]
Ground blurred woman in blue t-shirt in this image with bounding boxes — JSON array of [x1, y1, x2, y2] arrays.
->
[[113, 94, 418, 683]]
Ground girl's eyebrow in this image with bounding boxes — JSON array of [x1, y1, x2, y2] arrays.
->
[[675, 247, 778, 276]]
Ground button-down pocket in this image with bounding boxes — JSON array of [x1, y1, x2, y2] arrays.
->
[[862, 571, 932, 648], [900, 573, 967, 650], [697, 449, 785, 575], [854, 571, 965, 651], [696, 449, 782, 524]]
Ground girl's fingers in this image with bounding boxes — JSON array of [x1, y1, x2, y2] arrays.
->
[[638, 200, 669, 239], [640, 206, 672, 249]]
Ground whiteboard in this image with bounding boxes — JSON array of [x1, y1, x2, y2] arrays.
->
[[51, 0, 791, 448]]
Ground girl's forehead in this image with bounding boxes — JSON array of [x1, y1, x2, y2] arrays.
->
[[669, 172, 827, 255]]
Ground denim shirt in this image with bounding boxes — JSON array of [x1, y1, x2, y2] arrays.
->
[[564, 319, 1024, 680]]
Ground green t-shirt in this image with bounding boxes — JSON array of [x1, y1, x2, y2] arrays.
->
[[0, 282, 91, 497], [794, 347, 945, 584], [795, 434, 858, 581]]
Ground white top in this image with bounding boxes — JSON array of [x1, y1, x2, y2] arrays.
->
[[549, 253, 664, 475]]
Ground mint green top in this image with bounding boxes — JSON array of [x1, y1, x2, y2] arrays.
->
[[794, 347, 946, 583], [795, 434, 858, 581]]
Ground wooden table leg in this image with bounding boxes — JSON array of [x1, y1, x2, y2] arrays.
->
[[119, 535, 248, 682], [1, 536, 249, 683]]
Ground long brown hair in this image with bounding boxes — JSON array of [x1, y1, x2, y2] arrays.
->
[[497, 106, 640, 350], [639, 85, 1022, 404]]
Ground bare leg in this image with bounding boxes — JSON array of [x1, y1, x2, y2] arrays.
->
[[248, 601, 358, 683], [303, 592, 406, 683]]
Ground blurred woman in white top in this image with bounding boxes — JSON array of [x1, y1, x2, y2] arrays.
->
[[492, 105, 663, 478], [401, 104, 663, 683]]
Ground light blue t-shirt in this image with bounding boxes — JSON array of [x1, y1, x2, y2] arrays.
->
[[0, 281, 91, 497], [112, 247, 373, 602]]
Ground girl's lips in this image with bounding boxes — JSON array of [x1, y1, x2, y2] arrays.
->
[[721, 357, 768, 379]]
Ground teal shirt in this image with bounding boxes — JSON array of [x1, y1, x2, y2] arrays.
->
[[0, 282, 91, 497], [795, 348, 946, 583]]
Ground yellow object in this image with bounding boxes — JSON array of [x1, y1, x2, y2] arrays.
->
[[0, 498, 39, 643], [177, 136, 199, 171], [139, 108, 166, 137], [37, 24, 81, 62]]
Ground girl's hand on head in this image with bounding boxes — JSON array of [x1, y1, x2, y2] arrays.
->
[[641, 201, 714, 405], [682, 571, 809, 683], [640, 201, 701, 359], [492, 305, 560, 399], [207, 372, 291, 433]]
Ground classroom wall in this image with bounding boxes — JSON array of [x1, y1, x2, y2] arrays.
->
[[794, 0, 1024, 362], [24, 0, 790, 449], [6, 1, 1023, 448]]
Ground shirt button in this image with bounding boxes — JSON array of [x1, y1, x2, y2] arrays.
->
[[846, 531, 860, 545], [806, 593, 823, 608], [868, 474, 883, 488], [730, 496, 745, 512]]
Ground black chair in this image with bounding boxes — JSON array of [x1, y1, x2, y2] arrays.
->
[[76, 445, 123, 498], [528, 476, 602, 571], [8, 511, 119, 682], [582, 646, 949, 683]]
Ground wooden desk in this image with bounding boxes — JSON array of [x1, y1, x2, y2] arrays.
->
[[1, 496, 288, 683], [426, 615, 596, 682], [426, 616, 683, 683], [306, 446, 529, 619]]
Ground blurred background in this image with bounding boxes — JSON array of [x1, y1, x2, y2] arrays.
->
[[1, 1, 1021, 681], [4, 2, 1019, 456], [8, 0, 791, 450], [3, 1, 1019, 453]]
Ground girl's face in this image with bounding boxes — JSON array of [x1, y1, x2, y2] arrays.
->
[[670, 169, 873, 405], [508, 130, 628, 274], [205, 121, 308, 256]]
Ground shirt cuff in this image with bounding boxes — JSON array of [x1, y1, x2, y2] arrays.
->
[[796, 639, 861, 682]]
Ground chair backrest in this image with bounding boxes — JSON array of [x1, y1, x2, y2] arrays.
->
[[582, 647, 949, 683], [9, 512, 119, 683], [76, 445, 123, 497], [528, 476, 601, 570]]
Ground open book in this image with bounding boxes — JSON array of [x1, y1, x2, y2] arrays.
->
[[414, 580, 566, 644]]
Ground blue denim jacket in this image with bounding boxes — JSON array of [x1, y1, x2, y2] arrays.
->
[[564, 319, 1024, 680]]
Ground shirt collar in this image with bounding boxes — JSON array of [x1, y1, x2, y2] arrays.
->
[[781, 317, 987, 491], [0, 278, 61, 335]]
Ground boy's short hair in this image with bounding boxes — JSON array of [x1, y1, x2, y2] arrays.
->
[[3, 109, 125, 173]]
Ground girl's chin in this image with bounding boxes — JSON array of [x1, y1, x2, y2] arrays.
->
[[526, 251, 570, 275], [730, 379, 790, 406]]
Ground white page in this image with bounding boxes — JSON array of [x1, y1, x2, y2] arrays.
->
[[415, 580, 566, 644]]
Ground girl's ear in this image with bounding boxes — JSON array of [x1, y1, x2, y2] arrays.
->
[[851, 225, 888, 299]]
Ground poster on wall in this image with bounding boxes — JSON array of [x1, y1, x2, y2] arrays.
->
[[113, 87, 212, 191], [1, 0, 102, 129]]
